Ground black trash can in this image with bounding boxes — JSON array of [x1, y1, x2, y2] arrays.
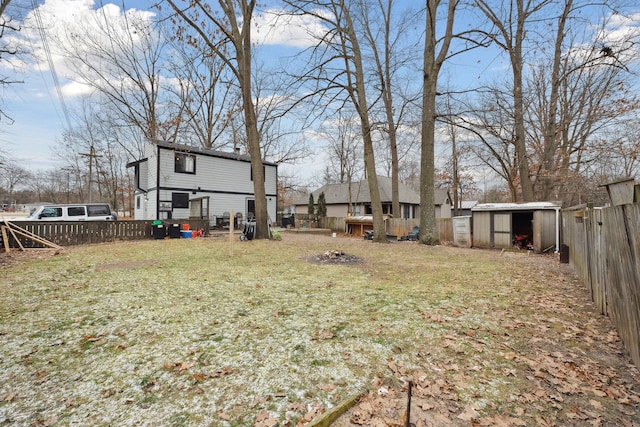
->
[[559, 244, 569, 264], [152, 222, 166, 240], [169, 223, 181, 239]]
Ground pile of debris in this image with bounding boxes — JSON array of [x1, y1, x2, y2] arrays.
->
[[1, 219, 61, 253], [309, 250, 363, 265]]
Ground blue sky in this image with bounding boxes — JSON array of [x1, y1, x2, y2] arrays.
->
[[1, 0, 639, 185]]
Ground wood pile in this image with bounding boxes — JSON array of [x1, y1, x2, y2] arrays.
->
[[0, 219, 61, 252]]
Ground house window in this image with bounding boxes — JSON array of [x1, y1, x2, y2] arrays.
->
[[175, 152, 196, 174], [136, 196, 141, 209], [172, 192, 190, 208]]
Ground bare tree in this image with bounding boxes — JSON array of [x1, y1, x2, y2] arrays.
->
[[474, 0, 552, 201], [52, 6, 178, 143], [252, 66, 311, 165], [0, 160, 31, 202], [457, 85, 522, 201], [0, 0, 26, 124], [319, 111, 363, 185], [167, 35, 239, 149], [165, 0, 271, 239], [283, 0, 387, 242], [526, 3, 637, 202], [419, 0, 458, 245], [49, 98, 134, 211], [360, 0, 420, 218], [318, 111, 364, 214]]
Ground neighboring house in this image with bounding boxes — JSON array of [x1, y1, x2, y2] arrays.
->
[[294, 176, 451, 219], [127, 140, 277, 224], [452, 200, 478, 216]]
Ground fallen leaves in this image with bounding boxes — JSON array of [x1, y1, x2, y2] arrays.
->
[[334, 255, 640, 425]]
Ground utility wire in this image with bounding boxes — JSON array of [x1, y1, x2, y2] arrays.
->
[[31, 0, 73, 131]]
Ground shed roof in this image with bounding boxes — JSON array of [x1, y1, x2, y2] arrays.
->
[[471, 202, 561, 212], [452, 200, 479, 210]]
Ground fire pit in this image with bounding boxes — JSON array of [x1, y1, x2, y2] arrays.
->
[[308, 250, 363, 265]]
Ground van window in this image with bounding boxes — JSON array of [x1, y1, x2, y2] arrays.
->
[[41, 208, 62, 218], [87, 205, 111, 217], [68, 206, 86, 217]]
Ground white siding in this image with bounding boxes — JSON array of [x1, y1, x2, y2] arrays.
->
[[135, 140, 277, 221], [157, 146, 275, 195], [139, 161, 149, 191]]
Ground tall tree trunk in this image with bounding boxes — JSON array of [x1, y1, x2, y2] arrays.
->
[[420, 76, 439, 244], [420, 0, 456, 245], [512, 43, 534, 201], [237, 9, 269, 238], [541, 0, 571, 201], [342, 2, 386, 242]]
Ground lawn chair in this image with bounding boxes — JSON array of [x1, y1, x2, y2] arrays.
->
[[407, 226, 420, 241]]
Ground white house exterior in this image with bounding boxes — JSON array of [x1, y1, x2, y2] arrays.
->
[[128, 140, 277, 225]]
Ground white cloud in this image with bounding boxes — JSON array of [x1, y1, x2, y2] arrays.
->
[[15, 0, 157, 98], [253, 8, 329, 48], [60, 80, 94, 97]]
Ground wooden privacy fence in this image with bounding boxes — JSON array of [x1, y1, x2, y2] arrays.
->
[[297, 214, 453, 241], [563, 203, 640, 367], [0, 220, 210, 249]]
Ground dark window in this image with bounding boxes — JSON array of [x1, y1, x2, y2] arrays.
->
[[87, 205, 111, 216], [68, 206, 86, 217], [40, 208, 62, 218], [136, 196, 141, 209], [175, 152, 196, 174], [172, 192, 189, 208]]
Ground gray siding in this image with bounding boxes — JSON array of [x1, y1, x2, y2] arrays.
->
[[533, 210, 557, 252], [493, 213, 512, 248], [473, 212, 491, 247]]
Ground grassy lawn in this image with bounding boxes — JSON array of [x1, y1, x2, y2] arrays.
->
[[1, 232, 639, 426]]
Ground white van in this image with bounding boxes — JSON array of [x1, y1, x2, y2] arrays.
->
[[28, 204, 117, 221]]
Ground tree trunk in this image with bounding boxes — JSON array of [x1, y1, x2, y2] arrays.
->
[[419, 0, 456, 245], [236, 2, 269, 239], [541, 0, 571, 201], [346, 8, 386, 242], [420, 76, 439, 245]]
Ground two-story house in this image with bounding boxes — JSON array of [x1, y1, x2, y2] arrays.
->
[[127, 140, 277, 225]]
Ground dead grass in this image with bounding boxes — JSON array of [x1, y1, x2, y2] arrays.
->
[[0, 233, 638, 426]]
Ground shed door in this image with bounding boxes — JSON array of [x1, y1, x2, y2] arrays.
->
[[493, 213, 512, 248]]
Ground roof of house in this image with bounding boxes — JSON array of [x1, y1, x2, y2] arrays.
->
[[295, 177, 449, 206], [128, 140, 277, 167], [472, 202, 561, 212]]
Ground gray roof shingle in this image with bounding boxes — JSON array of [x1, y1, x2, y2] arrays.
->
[[295, 177, 449, 206]]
